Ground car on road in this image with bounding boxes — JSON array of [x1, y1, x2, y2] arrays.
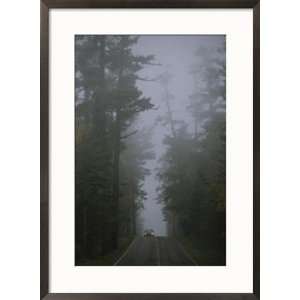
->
[[143, 229, 154, 238]]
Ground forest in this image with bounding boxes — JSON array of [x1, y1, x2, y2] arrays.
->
[[75, 35, 226, 266]]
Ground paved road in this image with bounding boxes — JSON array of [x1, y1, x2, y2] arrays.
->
[[114, 236, 196, 266]]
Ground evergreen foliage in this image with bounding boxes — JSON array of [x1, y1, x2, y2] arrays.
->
[[75, 35, 155, 263]]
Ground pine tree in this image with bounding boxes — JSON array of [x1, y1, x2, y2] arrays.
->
[[75, 35, 156, 262], [106, 36, 155, 248]]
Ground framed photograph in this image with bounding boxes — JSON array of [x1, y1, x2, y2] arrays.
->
[[41, 0, 260, 299]]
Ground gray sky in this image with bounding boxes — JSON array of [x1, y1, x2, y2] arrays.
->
[[133, 35, 224, 236]]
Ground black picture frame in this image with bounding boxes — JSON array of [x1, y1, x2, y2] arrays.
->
[[40, 1, 260, 299]]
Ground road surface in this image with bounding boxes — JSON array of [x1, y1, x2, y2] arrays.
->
[[114, 236, 196, 266]]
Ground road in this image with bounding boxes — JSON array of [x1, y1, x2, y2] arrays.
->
[[114, 236, 197, 266]]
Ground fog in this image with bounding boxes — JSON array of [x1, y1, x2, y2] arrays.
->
[[75, 34, 226, 264], [133, 36, 224, 236]]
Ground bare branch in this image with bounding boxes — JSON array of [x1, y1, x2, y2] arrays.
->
[[145, 62, 162, 66], [136, 76, 157, 82], [121, 130, 138, 139]]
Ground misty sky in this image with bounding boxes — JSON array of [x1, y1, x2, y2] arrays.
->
[[133, 35, 224, 236]]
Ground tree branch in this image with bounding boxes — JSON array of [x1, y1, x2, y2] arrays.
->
[[121, 130, 138, 139], [136, 76, 157, 82]]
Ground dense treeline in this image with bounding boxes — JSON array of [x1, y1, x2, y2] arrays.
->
[[75, 35, 226, 266], [75, 35, 155, 264], [157, 42, 226, 264]]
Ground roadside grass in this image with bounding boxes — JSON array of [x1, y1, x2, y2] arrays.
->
[[77, 236, 134, 266], [178, 236, 226, 266]]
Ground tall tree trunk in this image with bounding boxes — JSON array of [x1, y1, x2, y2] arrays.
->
[[93, 36, 106, 136], [89, 36, 111, 256], [162, 80, 179, 237], [163, 84, 177, 139], [130, 178, 136, 236], [83, 204, 88, 258], [111, 107, 121, 249], [111, 37, 126, 249], [95, 36, 115, 256]]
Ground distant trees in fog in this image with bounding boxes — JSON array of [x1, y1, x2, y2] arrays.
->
[[157, 41, 226, 264]]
